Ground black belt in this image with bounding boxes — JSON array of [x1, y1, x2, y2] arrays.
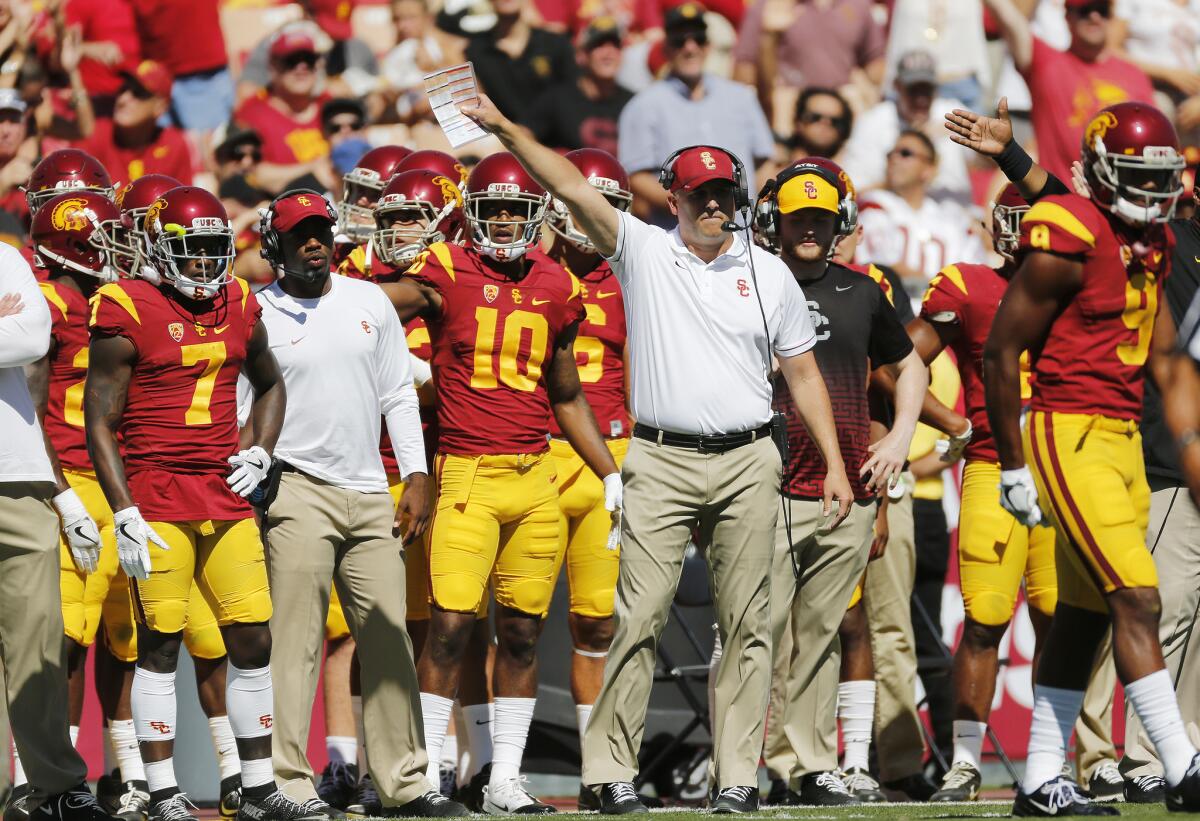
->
[[633, 423, 772, 454]]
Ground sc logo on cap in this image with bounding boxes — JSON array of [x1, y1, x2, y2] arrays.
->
[[700, 151, 716, 170]]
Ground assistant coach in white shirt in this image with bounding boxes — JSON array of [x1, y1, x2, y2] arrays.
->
[[251, 192, 464, 818], [465, 97, 854, 814]]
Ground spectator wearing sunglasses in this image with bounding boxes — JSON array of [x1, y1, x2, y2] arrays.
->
[[840, 49, 972, 204], [234, 31, 336, 195], [985, 0, 1153, 183], [789, 87, 853, 163], [213, 123, 275, 284], [74, 60, 193, 185], [617, 1, 773, 222], [1107, 0, 1200, 139]]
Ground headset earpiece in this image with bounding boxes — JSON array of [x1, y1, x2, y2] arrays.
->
[[258, 188, 336, 269], [658, 145, 749, 212], [759, 163, 856, 247]]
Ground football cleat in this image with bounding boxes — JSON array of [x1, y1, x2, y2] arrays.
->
[[236, 790, 325, 821], [95, 770, 123, 815], [147, 794, 198, 821], [31, 785, 109, 821], [481, 777, 555, 815], [345, 775, 381, 817], [452, 764, 489, 813], [1014, 776, 1120, 816], [1166, 751, 1200, 812], [114, 781, 150, 821], [5, 785, 35, 821], [841, 768, 886, 802], [1124, 773, 1165, 804], [316, 763, 357, 812], [218, 776, 242, 821], [931, 761, 983, 802]]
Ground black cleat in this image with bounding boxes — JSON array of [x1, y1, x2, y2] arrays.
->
[[96, 771, 123, 815], [382, 791, 467, 818], [237, 790, 326, 821], [931, 761, 983, 802], [597, 783, 646, 815], [578, 786, 599, 812], [841, 768, 886, 803], [5, 785, 36, 821], [219, 777, 242, 821], [452, 765, 488, 814], [345, 776, 381, 818], [882, 771, 938, 802], [1088, 762, 1125, 803], [32, 784, 109, 821], [796, 772, 859, 806], [113, 781, 150, 821], [1123, 774, 1165, 804], [762, 779, 789, 807], [711, 786, 758, 814], [316, 764, 357, 813], [1014, 776, 1120, 816], [296, 799, 343, 820], [147, 794, 199, 821], [1166, 752, 1200, 812]]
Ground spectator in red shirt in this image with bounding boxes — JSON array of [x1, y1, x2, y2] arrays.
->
[[233, 32, 335, 195], [75, 60, 193, 185], [986, 0, 1154, 182], [59, 0, 140, 109], [129, 0, 233, 133], [533, 0, 660, 38]]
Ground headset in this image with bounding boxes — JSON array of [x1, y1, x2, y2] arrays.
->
[[752, 161, 857, 251], [658, 144, 750, 212], [259, 188, 338, 272]]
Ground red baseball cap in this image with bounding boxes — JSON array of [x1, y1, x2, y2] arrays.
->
[[309, 0, 354, 41], [272, 192, 334, 231], [121, 60, 173, 100], [667, 146, 737, 193], [270, 31, 321, 61]]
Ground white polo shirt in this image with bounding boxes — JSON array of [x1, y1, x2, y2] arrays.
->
[[608, 210, 817, 435], [0, 245, 53, 484]]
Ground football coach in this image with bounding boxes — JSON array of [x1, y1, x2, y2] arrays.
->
[[465, 96, 853, 814]]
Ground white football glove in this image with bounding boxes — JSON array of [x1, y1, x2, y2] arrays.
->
[[227, 446, 272, 498], [53, 488, 100, 574], [999, 466, 1044, 528], [603, 472, 623, 552], [113, 506, 169, 580], [936, 420, 973, 463]]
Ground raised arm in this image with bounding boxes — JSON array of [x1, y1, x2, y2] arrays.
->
[[943, 98, 1068, 202], [463, 95, 620, 258], [982, 0, 1033, 73]]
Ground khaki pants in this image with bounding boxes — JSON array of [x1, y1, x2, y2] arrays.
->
[[864, 492, 925, 781], [265, 470, 428, 806], [764, 498, 875, 781], [0, 484, 86, 797], [582, 436, 781, 789], [1075, 632, 1117, 781]]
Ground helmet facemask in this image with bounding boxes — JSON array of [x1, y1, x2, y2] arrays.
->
[[337, 171, 386, 242], [991, 201, 1029, 262], [374, 199, 455, 267], [35, 207, 122, 283], [466, 187, 548, 261], [26, 182, 114, 216], [154, 225, 235, 301], [1088, 141, 1185, 225]]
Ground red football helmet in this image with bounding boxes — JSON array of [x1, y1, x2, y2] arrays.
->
[[1081, 102, 1185, 225], [396, 150, 469, 192], [25, 149, 114, 214], [143, 186, 235, 301], [549, 149, 631, 253], [113, 174, 182, 279], [31, 191, 123, 281], [373, 169, 466, 267], [338, 145, 414, 241], [464, 152, 549, 260], [991, 183, 1029, 263]]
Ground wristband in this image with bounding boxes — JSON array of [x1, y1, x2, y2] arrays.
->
[[996, 140, 1033, 183]]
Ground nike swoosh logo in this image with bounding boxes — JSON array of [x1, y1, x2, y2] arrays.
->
[[72, 525, 90, 541], [117, 523, 136, 541], [291, 337, 304, 345], [596, 291, 617, 299], [214, 325, 229, 335], [245, 457, 267, 471], [532, 298, 550, 305], [835, 285, 853, 292], [474, 719, 491, 725]]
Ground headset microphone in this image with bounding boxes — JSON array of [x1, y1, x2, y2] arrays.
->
[[721, 220, 741, 232]]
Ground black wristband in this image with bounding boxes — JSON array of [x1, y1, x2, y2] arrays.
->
[[996, 140, 1033, 183]]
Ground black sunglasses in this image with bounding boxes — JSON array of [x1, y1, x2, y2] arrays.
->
[[1069, 1, 1111, 17], [800, 110, 847, 128], [326, 118, 364, 134], [888, 146, 932, 162], [232, 147, 262, 163], [666, 30, 707, 48], [282, 52, 320, 70]]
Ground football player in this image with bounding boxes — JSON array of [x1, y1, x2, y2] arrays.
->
[[334, 145, 413, 268], [24, 149, 115, 215], [83, 186, 314, 821], [985, 103, 1200, 814], [541, 148, 631, 811], [381, 152, 622, 814]]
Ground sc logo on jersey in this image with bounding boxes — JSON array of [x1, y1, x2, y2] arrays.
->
[[807, 300, 830, 342]]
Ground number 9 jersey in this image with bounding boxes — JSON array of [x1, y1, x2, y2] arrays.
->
[[88, 277, 260, 521], [406, 241, 585, 455], [1018, 192, 1172, 419]]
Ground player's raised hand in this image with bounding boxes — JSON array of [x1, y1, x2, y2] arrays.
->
[[460, 93, 510, 135], [395, 472, 431, 544], [113, 506, 170, 580], [603, 472, 623, 551], [53, 488, 100, 573], [945, 97, 1014, 157]]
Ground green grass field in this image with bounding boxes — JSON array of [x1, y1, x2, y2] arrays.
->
[[609, 803, 1178, 819]]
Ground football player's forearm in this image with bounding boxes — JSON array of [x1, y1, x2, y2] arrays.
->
[[918, 390, 969, 437], [554, 398, 618, 478], [247, 382, 285, 453], [982, 346, 1025, 470], [88, 432, 134, 511]]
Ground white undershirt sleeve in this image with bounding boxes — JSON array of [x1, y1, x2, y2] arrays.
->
[[376, 294, 426, 478]]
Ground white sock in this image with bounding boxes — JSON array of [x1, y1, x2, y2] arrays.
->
[[103, 723, 118, 773], [490, 697, 536, 784], [1125, 668, 1199, 786], [241, 757, 273, 790], [110, 719, 146, 783], [11, 739, 26, 788], [441, 733, 458, 770], [226, 665, 273, 740], [145, 758, 178, 795], [462, 703, 493, 780], [208, 715, 241, 780], [69, 725, 79, 747], [132, 667, 177, 742], [420, 693, 454, 785], [576, 704, 594, 753], [327, 735, 358, 767], [952, 720, 988, 771], [1021, 685, 1084, 793], [837, 680, 875, 772], [352, 695, 366, 772]]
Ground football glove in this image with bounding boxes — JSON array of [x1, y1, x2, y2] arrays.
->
[[999, 466, 1044, 528], [53, 488, 100, 574], [227, 446, 272, 498], [603, 472, 623, 552], [113, 506, 170, 580], [936, 419, 973, 463]]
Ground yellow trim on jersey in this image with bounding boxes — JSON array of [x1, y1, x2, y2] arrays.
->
[[429, 242, 457, 281], [346, 245, 369, 277], [93, 283, 141, 325], [235, 277, 250, 311], [566, 270, 582, 301], [936, 264, 968, 297], [1024, 202, 1096, 248], [39, 282, 70, 321], [866, 264, 895, 305]]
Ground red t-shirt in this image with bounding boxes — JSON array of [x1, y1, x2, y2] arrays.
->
[[1022, 38, 1154, 183], [40, 279, 92, 471], [62, 0, 141, 98], [131, 0, 227, 77], [406, 241, 585, 455], [1019, 194, 1170, 420], [89, 277, 260, 520], [234, 92, 330, 165], [76, 119, 194, 186], [535, 0, 660, 35]]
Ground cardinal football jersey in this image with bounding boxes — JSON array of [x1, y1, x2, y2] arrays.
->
[[920, 262, 1032, 463], [89, 278, 260, 520], [548, 262, 629, 439], [339, 242, 403, 283], [405, 242, 585, 455], [40, 279, 92, 471], [1018, 194, 1171, 420]]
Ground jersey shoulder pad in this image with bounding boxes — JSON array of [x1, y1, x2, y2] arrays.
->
[[338, 245, 369, 279], [861, 263, 895, 304], [1020, 194, 1101, 256], [89, 281, 143, 337], [920, 263, 975, 323], [39, 280, 72, 325], [404, 241, 458, 292]]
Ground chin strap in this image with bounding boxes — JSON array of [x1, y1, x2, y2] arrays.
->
[[36, 245, 118, 283]]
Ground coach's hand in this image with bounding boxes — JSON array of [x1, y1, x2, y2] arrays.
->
[[603, 472, 623, 551], [999, 465, 1044, 528], [823, 466, 854, 530], [113, 506, 170, 580], [461, 93, 510, 135], [54, 487, 100, 573], [861, 429, 909, 493], [396, 472, 431, 544]]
